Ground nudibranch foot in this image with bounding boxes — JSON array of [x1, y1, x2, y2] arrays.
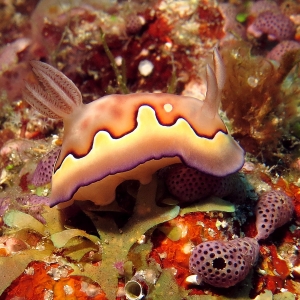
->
[[24, 49, 244, 207]]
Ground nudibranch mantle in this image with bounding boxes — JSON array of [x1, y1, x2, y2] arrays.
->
[[23, 50, 244, 207]]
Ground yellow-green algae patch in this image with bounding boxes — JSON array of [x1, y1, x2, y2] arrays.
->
[[254, 290, 296, 300], [0, 248, 53, 295], [158, 225, 182, 241], [147, 267, 254, 300], [148, 268, 188, 300], [4, 210, 45, 235], [0, 204, 97, 295], [180, 196, 235, 216], [51, 228, 100, 248], [72, 177, 180, 300]]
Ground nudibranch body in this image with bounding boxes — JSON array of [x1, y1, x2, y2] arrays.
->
[[23, 50, 244, 207]]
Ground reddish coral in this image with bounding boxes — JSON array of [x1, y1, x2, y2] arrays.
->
[[256, 275, 285, 294], [2, 261, 106, 300], [242, 216, 257, 238], [19, 173, 30, 192], [268, 245, 290, 279], [253, 244, 291, 296], [148, 17, 173, 43], [198, 3, 225, 40], [289, 183, 300, 220]]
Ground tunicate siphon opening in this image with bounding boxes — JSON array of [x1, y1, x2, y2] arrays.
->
[[212, 257, 226, 270]]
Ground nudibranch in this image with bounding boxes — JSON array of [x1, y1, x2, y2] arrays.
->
[[23, 50, 244, 207]]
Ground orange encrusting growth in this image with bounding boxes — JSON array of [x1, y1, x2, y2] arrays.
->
[[2, 261, 106, 300], [149, 213, 224, 290]]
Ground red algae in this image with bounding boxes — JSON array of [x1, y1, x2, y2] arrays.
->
[[198, 2, 225, 40], [256, 275, 285, 294], [148, 17, 173, 43], [268, 245, 290, 279], [2, 261, 106, 300]]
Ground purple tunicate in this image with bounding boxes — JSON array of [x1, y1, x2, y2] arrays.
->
[[189, 237, 259, 288], [15, 195, 50, 224], [0, 195, 50, 224], [255, 190, 294, 240], [250, 0, 280, 17], [162, 164, 246, 204], [0, 197, 11, 216], [247, 11, 295, 41], [126, 14, 145, 35], [219, 3, 247, 40], [267, 40, 300, 62], [31, 147, 61, 186]]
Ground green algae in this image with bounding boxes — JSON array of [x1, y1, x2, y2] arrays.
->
[[73, 177, 180, 300], [0, 206, 83, 294], [158, 225, 182, 241], [0, 178, 180, 299], [127, 239, 154, 271], [51, 228, 101, 261], [274, 291, 296, 300], [148, 268, 188, 300], [100, 27, 129, 94], [255, 290, 296, 300], [51, 228, 100, 248], [180, 196, 235, 216], [4, 210, 45, 235]]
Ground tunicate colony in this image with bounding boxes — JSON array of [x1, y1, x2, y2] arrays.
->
[[189, 237, 259, 288], [189, 189, 294, 288]]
